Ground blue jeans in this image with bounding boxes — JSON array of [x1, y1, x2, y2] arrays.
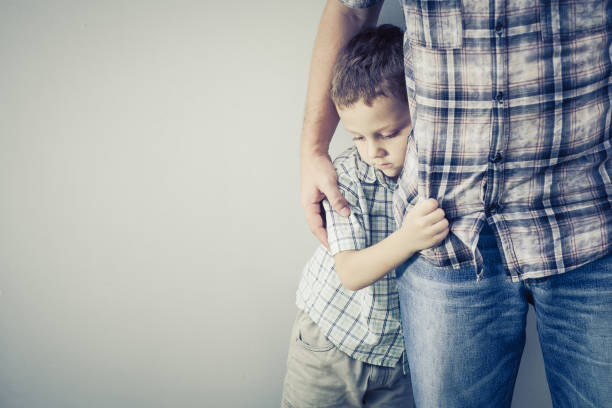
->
[[396, 224, 612, 407]]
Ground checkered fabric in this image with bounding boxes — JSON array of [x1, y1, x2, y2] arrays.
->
[[296, 146, 407, 369], [343, 0, 612, 281]]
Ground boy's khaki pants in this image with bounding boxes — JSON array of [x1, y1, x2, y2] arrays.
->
[[281, 309, 413, 408]]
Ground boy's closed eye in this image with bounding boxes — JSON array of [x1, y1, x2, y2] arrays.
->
[[352, 130, 400, 142], [382, 130, 400, 139]]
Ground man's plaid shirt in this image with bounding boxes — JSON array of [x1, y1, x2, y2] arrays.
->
[[344, 0, 612, 281], [296, 146, 405, 369]]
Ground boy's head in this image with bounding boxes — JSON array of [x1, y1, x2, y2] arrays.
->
[[331, 24, 411, 179]]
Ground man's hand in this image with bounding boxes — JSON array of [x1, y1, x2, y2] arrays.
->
[[301, 151, 350, 248], [298, 0, 382, 247], [400, 198, 450, 252]]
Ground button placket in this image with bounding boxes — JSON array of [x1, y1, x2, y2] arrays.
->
[[488, 203, 500, 214], [488, 7, 508, 223], [495, 92, 504, 104], [495, 20, 503, 36]]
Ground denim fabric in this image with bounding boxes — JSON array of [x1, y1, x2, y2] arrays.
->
[[396, 224, 612, 407]]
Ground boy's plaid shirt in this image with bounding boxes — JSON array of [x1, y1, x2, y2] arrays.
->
[[296, 146, 407, 370], [344, 0, 612, 281]]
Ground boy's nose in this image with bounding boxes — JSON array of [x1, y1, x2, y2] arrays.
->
[[367, 141, 385, 159]]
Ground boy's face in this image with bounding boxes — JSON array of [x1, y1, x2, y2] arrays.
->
[[337, 96, 411, 179]]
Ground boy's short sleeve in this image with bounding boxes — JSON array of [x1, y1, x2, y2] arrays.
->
[[323, 182, 367, 256]]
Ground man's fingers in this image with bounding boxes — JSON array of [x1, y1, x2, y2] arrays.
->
[[323, 184, 350, 217], [313, 225, 330, 250], [305, 204, 330, 248]]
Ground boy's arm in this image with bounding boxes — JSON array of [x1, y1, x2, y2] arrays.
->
[[301, 0, 383, 248], [334, 199, 449, 291]]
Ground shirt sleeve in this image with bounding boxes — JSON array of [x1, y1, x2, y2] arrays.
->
[[338, 0, 384, 9], [323, 180, 367, 256]]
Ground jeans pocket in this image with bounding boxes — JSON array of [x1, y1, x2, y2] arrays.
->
[[539, 0, 606, 42], [402, 0, 463, 49]]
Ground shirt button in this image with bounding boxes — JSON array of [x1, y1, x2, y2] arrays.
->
[[491, 152, 503, 163], [495, 92, 504, 104], [495, 20, 503, 36]]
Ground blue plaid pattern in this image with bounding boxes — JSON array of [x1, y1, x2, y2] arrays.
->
[[296, 146, 406, 369], [342, 0, 612, 281]]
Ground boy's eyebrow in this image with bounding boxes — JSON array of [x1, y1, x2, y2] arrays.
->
[[345, 122, 405, 135]]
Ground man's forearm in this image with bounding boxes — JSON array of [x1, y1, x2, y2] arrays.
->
[[301, 0, 382, 157]]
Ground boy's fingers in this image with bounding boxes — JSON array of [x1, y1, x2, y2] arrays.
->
[[413, 198, 439, 215], [435, 228, 450, 240], [429, 218, 449, 234], [429, 228, 450, 246], [423, 207, 446, 224]]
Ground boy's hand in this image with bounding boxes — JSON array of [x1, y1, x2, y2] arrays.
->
[[300, 151, 350, 249], [400, 198, 450, 252]]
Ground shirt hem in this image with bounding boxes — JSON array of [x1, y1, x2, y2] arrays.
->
[[295, 304, 403, 369], [506, 248, 612, 282]]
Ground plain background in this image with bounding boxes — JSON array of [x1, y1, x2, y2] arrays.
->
[[0, 1, 552, 407]]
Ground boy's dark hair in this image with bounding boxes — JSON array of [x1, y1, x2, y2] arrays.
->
[[331, 24, 407, 108]]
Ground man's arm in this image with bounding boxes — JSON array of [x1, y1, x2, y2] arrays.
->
[[301, 0, 383, 248], [334, 199, 449, 291]]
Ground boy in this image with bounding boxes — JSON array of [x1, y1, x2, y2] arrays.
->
[[281, 25, 449, 407]]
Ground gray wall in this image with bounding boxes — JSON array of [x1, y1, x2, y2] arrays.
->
[[0, 1, 551, 407]]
